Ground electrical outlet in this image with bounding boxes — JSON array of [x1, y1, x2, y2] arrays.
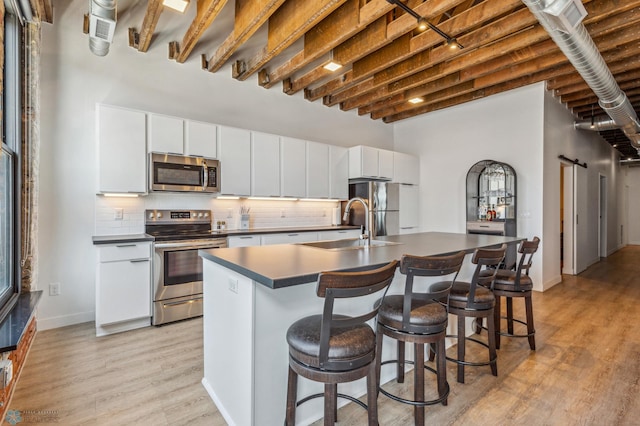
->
[[49, 282, 61, 296], [228, 278, 238, 294], [114, 208, 124, 220]]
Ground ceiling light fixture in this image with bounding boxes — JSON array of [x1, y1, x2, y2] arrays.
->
[[163, 0, 189, 13], [386, 0, 464, 49], [323, 61, 342, 72], [590, 104, 595, 129], [408, 97, 424, 104]]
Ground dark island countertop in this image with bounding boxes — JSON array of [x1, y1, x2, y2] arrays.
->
[[199, 232, 524, 289]]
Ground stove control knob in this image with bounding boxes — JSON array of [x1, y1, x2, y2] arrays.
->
[[198, 212, 204, 218], [148, 212, 154, 219], [157, 212, 163, 219], [204, 212, 209, 218]]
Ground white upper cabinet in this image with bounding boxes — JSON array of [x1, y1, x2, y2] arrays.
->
[[281, 137, 306, 198], [186, 120, 217, 158], [349, 145, 394, 180], [399, 184, 419, 233], [148, 114, 184, 154], [329, 145, 349, 200], [306, 141, 330, 198], [393, 152, 420, 185], [252, 132, 280, 197], [218, 126, 251, 196], [97, 104, 147, 194]]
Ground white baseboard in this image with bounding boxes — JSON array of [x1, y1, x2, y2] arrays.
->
[[36, 311, 94, 330], [202, 378, 236, 426], [542, 275, 562, 291]]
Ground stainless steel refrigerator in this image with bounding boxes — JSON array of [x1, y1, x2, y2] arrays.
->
[[342, 182, 400, 237]]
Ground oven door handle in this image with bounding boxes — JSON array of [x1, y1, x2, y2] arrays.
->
[[154, 241, 227, 249], [163, 297, 203, 307]]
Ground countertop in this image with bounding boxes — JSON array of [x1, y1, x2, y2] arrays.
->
[[0, 291, 42, 352], [199, 232, 524, 289], [92, 225, 359, 245]]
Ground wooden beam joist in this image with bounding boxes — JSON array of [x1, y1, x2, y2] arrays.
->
[[129, 0, 163, 52], [29, 0, 53, 23], [204, 0, 286, 73], [233, 0, 347, 81], [171, 0, 228, 63]]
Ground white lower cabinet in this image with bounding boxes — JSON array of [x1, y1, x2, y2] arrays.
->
[[96, 241, 152, 336], [227, 235, 261, 248], [261, 232, 318, 245]]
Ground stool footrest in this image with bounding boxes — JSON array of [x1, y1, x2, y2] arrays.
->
[[445, 334, 497, 367], [378, 359, 449, 407], [296, 392, 367, 411]]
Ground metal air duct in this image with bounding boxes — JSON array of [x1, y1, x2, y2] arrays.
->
[[522, 0, 640, 152], [88, 0, 117, 57]]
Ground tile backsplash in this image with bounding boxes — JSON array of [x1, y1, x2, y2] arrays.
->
[[95, 194, 340, 236]]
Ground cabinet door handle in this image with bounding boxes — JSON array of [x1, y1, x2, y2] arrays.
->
[[338, 231, 347, 233], [163, 297, 203, 307], [239, 236, 254, 239], [116, 244, 136, 248], [129, 259, 150, 263], [288, 234, 299, 236]]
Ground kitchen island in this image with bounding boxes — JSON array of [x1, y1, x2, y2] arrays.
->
[[199, 232, 522, 426]]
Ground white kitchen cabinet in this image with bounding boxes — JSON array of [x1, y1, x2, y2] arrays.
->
[[348, 145, 394, 180], [393, 152, 420, 185], [318, 229, 360, 241], [329, 145, 349, 200], [252, 132, 281, 197], [281, 137, 306, 198], [261, 232, 318, 245], [399, 184, 419, 234], [149, 113, 184, 154], [97, 104, 147, 194], [219, 126, 251, 196], [306, 141, 330, 198], [96, 241, 152, 336], [227, 235, 262, 247], [186, 120, 217, 158]]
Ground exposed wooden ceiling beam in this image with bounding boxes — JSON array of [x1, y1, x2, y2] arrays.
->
[[29, 0, 53, 23], [170, 0, 228, 63], [284, 0, 468, 95], [128, 0, 164, 52], [233, 0, 347, 81], [204, 0, 286, 73], [258, 0, 394, 89]]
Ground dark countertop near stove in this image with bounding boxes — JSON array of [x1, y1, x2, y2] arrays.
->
[[199, 232, 524, 289], [92, 225, 359, 245]]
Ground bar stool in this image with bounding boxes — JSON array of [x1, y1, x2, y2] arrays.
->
[[492, 237, 540, 350], [375, 251, 466, 426], [445, 245, 506, 384], [285, 260, 398, 426]]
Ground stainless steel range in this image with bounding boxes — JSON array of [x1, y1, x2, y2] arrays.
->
[[145, 209, 227, 325]]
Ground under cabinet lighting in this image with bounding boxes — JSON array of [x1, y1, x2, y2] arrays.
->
[[323, 61, 342, 72], [163, 0, 189, 13], [217, 196, 240, 200], [248, 197, 299, 201], [303, 198, 340, 203], [408, 97, 424, 104]]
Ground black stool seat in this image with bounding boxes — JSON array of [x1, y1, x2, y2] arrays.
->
[[375, 251, 466, 426], [493, 273, 533, 291], [378, 295, 448, 331], [448, 282, 495, 309], [287, 314, 375, 369]]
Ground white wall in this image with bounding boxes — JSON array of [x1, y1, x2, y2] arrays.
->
[[542, 89, 624, 287], [37, 2, 393, 329], [394, 83, 545, 289], [625, 167, 640, 244]]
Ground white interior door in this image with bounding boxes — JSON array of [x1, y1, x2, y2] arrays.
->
[[599, 174, 607, 257], [562, 164, 574, 275], [573, 165, 589, 274]]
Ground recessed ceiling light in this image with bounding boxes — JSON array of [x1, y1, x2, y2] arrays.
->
[[408, 97, 424, 104], [323, 61, 342, 72], [163, 0, 189, 13]]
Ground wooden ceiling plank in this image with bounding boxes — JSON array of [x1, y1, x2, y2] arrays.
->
[[260, 0, 394, 88], [173, 0, 229, 63], [325, 3, 534, 109], [29, 0, 53, 23], [234, 0, 347, 81], [129, 0, 164, 52], [556, 67, 640, 97], [561, 80, 640, 104], [285, 0, 468, 95], [206, 0, 286, 73], [350, 0, 639, 115], [305, 70, 355, 101]]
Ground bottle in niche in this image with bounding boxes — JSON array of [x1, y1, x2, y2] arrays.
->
[[478, 204, 487, 221], [488, 205, 495, 221]]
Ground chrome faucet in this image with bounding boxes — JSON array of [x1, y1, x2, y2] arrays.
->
[[343, 197, 370, 247]]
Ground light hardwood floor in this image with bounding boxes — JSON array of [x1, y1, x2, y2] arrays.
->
[[6, 246, 640, 425]]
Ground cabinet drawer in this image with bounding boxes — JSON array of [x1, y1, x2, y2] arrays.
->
[[318, 230, 360, 241], [99, 242, 151, 262]]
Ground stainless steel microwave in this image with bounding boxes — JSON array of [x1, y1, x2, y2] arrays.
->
[[150, 153, 220, 193]]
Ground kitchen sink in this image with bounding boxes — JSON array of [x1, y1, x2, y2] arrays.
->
[[298, 238, 402, 251]]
